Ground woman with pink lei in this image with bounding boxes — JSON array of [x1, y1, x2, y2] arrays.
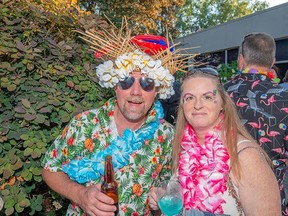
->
[[148, 67, 281, 216]]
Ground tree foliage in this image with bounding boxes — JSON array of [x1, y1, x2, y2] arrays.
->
[[176, 0, 269, 36], [77, 0, 185, 37], [0, 0, 113, 214]]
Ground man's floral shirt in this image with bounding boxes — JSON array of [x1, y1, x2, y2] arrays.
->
[[42, 98, 175, 215]]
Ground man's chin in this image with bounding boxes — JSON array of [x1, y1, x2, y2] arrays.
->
[[124, 112, 145, 123]]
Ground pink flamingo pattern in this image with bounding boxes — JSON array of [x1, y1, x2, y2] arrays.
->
[[259, 137, 272, 146], [260, 95, 275, 106], [247, 117, 264, 129], [263, 123, 280, 137], [224, 71, 288, 214], [235, 98, 248, 108], [281, 108, 288, 113], [251, 79, 260, 89]]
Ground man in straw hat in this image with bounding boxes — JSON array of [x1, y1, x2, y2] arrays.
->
[[41, 19, 193, 216]]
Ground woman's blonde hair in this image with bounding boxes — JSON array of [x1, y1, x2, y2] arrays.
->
[[172, 69, 260, 180]]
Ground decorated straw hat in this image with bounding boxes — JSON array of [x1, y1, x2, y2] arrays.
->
[[77, 18, 195, 99]]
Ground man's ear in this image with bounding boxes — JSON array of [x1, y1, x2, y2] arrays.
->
[[238, 54, 245, 71], [271, 58, 276, 68]]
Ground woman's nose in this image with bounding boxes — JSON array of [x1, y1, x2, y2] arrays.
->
[[193, 98, 203, 110]]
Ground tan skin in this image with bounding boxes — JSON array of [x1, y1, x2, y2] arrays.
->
[[149, 77, 281, 215], [42, 71, 157, 216], [238, 53, 275, 72]]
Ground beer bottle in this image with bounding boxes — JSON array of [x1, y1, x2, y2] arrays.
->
[[101, 155, 119, 215]]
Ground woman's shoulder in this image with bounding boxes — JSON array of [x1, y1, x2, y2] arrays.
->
[[236, 136, 259, 152]]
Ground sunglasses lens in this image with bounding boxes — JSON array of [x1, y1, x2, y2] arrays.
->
[[119, 76, 135, 90], [139, 77, 155, 92]]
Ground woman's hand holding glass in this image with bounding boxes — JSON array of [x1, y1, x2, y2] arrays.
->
[[156, 180, 183, 216]]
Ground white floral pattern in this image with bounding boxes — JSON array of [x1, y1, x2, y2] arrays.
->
[[96, 50, 175, 99]]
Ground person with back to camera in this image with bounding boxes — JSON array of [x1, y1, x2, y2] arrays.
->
[[148, 67, 281, 216], [224, 33, 288, 213], [280, 69, 288, 88], [41, 19, 193, 216]]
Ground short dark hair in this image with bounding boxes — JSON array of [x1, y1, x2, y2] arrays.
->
[[240, 33, 276, 68]]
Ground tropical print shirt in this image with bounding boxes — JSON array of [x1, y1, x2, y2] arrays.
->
[[224, 73, 288, 214], [42, 98, 175, 216]]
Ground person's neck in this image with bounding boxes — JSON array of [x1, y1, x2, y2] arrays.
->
[[195, 130, 207, 145], [242, 65, 270, 73], [114, 104, 145, 136]]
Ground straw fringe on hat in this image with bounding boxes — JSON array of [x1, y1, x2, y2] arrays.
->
[[76, 17, 196, 99]]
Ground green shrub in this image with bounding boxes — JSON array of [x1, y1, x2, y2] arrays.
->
[[0, 0, 113, 214], [217, 61, 238, 83]]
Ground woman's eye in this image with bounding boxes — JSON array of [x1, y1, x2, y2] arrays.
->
[[183, 95, 194, 102], [203, 95, 214, 101]]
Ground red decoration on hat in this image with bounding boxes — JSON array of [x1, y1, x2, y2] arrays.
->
[[130, 35, 171, 55]]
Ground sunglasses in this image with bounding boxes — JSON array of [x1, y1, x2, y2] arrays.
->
[[187, 67, 222, 83], [241, 33, 255, 56], [118, 76, 155, 92]]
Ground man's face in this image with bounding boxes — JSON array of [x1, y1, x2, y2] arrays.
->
[[115, 71, 157, 123]]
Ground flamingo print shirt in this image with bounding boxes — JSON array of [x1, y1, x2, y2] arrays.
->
[[224, 72, 288, 214]]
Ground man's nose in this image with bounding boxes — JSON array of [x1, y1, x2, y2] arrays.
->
[[130, 79, 142, 96]]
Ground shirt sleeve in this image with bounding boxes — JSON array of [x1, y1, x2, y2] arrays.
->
[[41, 114, 86, 172]]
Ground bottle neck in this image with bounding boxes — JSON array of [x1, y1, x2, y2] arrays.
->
[[104, 156, 114, 183]]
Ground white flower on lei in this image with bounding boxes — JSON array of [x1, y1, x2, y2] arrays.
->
[[96, 60, 119, 88]]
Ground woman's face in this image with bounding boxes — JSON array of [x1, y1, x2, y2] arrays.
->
[[182, 76, 223, 133]]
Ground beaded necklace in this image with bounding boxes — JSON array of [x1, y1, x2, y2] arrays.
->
[[242, 67, 280, 83]]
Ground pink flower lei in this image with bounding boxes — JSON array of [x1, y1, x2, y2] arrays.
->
[[179, 121, 230, 213]]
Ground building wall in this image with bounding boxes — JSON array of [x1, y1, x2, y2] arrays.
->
[[176, 2, 288, 55], [176, 2, 288, 80]]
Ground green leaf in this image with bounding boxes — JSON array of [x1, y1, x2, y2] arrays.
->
[[0, 62, 11, 69], [21, 98, 31, 108], [12, 158, 23, 170], [4, 197, 16, 208], [35, 114, 46, 124], [38, 107, 51, 113], [23, 140, 34, 148], [14, 106, 26, 114], [3, 169, 12, 179], [5, 207, 14, 215], [35, 101, 47, 110], [31, 148, 41, 158], [23, 147, 33, 156], [16, 40, 26, 52], [20, 134, 29, 140], [7, 84, 17, 91], [15, 203, 24, 213], [64, 102, 73, 113], [34, 175, 42, 182], [10, 155, 17, 164], [1, 189, 10, 196], [27, 63, 34, 71], [18, 198, 30, 207], [24, 113, 36, 121]]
